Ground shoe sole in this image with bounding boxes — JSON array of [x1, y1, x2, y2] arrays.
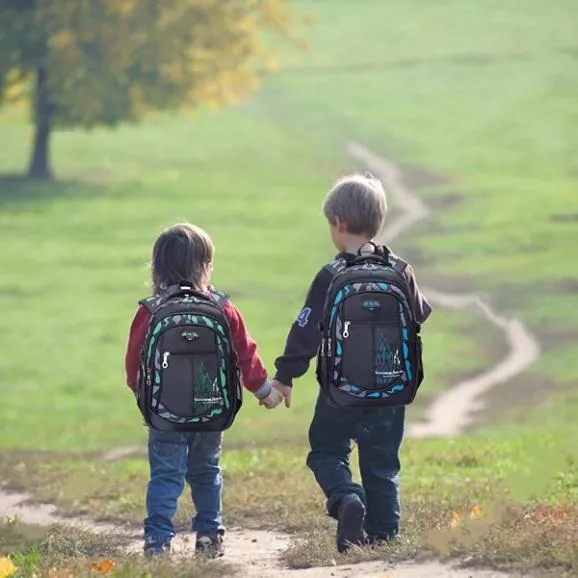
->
[[143, 547, 170, 557], [337, 499, 365, 553], [195, 549, 224, 559], [196, 538, 224, 559]]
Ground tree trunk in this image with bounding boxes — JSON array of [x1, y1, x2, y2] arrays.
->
[[28, 66, 53, 179]]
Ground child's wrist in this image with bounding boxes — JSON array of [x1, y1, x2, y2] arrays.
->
[[253, 380, 273, 400]]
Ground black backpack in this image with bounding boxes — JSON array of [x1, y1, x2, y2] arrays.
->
[[136, 283, 242, 432], [317, 244, 424, 407]]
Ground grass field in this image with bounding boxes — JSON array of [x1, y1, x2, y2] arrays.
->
[[254, 0, 578, 426], [0, 104, 483, 451], [1, 0, 577, 576]]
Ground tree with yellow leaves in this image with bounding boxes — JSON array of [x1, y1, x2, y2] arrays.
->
[[0, 0, 293, 178]]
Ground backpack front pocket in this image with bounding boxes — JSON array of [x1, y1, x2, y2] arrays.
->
[[160, 352, 195, 416], [341, 322, 403, 390], [160, 352, 223, 418]]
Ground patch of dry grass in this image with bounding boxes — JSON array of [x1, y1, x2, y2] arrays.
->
[[439, 502, 578, 577], [283, 499, 578, 578], [1, 436, 576, 577], [0, 521, 235, 578]]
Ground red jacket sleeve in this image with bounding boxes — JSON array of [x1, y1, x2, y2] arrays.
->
[[124, 305, 150, 392], [223, 301, 268, 394]]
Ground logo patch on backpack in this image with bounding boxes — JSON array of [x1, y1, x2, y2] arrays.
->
[[362, 300, 381, 312]]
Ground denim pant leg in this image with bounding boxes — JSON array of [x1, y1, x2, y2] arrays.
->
[[355, 406, 405, 537], [144, 428, 188, 542], [185, 431, 224, 535], [306, 393, 366, 519]]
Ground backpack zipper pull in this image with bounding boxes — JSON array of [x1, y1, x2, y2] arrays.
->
[[162, 352, 171, 369], [343, 321, 351, 339]]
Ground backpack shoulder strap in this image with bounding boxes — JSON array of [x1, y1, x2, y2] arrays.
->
[[138, 295, 165, 314], [322, 256, 351, 278], [381, 246, 409, 275], [209, 288, 230, 309], [138, 284, 185, 313]]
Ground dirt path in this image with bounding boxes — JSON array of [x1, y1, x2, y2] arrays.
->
[[0, 491, 513, 578], [0, 143, 538, 577], [348, 142, 540, 436]]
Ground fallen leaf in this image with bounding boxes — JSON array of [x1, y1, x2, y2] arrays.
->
[[99, 560, 115, 572], [89, 560, 115, 573], [469, 504, 485, 519], [530, 505, 568, 524], [0, 557, 18, 578], [450, 511, 462, 527]]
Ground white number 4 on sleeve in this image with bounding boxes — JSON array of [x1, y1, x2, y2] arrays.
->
[[295, 307, 312, 328]]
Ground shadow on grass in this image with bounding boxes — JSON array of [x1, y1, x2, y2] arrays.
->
[[0, 174, 107, 210]]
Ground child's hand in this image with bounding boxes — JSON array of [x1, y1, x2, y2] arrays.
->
[[259, 387, 283, 409], [271, 379, 292, 408]]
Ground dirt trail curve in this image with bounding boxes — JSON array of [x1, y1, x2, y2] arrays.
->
[[0, 143, 538, 577], [348, 142, 540, 437]]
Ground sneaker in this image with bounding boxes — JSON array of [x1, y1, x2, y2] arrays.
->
[[336, 494, 366, 553], [143, 538, 171, 557], [195, 533, 224, 558], [366, 533, 400, 546]]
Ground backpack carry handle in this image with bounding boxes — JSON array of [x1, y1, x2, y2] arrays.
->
[[357, 241, 381, 255], [163, 282, 207, 301], [352, 243, 391, 266]]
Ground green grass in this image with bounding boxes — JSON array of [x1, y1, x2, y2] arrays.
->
[[260, 0, 578, 347], [252, 0, 578, 419], [0, 104, 476, 451]]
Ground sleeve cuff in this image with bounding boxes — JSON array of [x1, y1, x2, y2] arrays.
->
[[273, 372, 293, 388], [253, 380, 273, 400]]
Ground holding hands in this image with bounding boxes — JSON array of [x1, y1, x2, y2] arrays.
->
[[259, 379, 292, 410], [259, 385, 283, 409], [271, 379, 292, 408]]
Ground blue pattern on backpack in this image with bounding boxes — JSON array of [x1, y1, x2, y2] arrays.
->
[[330, 280, 414, 400]]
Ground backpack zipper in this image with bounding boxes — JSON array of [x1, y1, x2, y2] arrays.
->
[[343, 321, 351, 339], [162, 351, 171, 368]]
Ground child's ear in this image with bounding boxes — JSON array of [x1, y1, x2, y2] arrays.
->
[[335, 218, 348, 234]]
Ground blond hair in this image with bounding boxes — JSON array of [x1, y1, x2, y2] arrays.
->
[[151, 223, 214, 294], [323, 173, 387, 238]]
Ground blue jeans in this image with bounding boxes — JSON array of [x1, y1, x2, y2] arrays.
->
[[145, 428, 224, 542], [306, 392, 405, 538]]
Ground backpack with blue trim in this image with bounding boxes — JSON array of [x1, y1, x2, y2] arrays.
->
[[137, 282, 242, 432], [317, 244, 424, 407]]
